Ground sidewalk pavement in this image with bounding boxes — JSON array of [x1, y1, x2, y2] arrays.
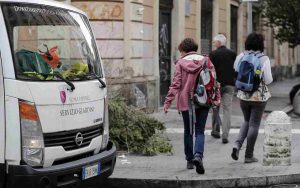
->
[[106, 132, 300, 188], [104, 78, 300, 188]]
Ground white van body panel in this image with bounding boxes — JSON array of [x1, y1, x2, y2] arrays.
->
[[4, 80, 34, 101], [5, 96, 21, 165], [37, 100, 104, 133], [4, 79, 107, 106], [37, 98, 105, 133], [26, 80, 106, 105], [4, 79, 106, 132], [0, 53, 5, 164], [4, 78, 106, 166]]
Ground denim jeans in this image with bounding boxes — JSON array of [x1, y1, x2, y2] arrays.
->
[[182, 106, 210, 161]]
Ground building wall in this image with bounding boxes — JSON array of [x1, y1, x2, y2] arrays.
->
[[218, 0, 229, 37], [71, 0, 124, 79], [55, 0, 300, 110], [70, 0, 159, 111], [185, 0, 197, 40]]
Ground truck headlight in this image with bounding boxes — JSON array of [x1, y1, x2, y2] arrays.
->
[[19, 101, 44, 167], [101, 97, 109, 150]]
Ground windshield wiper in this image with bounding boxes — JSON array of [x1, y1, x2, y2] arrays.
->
[[81, 42, 106, 88], [80, 72, 106, 88], [55, 72, 76, 91], [90, 72, 106, 88], [42, 72, 75, 91]]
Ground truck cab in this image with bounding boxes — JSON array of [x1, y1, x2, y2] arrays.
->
[[0, 0, 116, 187]]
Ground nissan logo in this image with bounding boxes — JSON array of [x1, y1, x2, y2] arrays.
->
[[75, 132, 84, 147]]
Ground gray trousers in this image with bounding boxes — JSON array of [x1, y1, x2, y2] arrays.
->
[[211, 85, 234, 139], [235, 100, 267, 158]]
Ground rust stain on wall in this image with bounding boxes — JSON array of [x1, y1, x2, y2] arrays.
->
[[72, 2, 124, 20], [111, 5, 122, 17]]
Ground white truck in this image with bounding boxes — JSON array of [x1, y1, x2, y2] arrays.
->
[[0, 0, 116, 187]]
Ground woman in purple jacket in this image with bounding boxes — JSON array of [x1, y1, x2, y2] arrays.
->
[[163, 38, 220, 174]]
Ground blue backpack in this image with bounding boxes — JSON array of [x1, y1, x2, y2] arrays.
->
[[235, 52, 264, 92]]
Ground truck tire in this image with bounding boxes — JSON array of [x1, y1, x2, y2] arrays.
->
[[293, 89, 300, 115], [289, 84, 300, 104]]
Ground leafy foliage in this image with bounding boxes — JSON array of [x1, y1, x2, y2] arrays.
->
[[108, 98, 173, 155], [142, 132, 173, 156], [260, 0, 300, 48]]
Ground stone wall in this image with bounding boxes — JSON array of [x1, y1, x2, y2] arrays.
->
[[185, 0, 197, 40], [72, 1, 124, 79], [71, 0, 158, 111], [52, 0, 300, 110]]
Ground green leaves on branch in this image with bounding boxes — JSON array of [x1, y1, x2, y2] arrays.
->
[[108, 98, 173, 156], [260, 0, 300, 48], [142, 131, 173, 156]]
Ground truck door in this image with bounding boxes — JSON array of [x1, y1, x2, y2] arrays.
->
[[0, 7, 6, 187], [0, 51, 5, 187]]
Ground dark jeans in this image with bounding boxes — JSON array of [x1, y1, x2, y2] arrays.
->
[[182, 106, 210, 161], [235, 100, 267, 158]]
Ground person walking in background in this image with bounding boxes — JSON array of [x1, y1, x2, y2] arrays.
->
[[163, 38, 220, 174], [209, 34, 236, 144], [231, 33, 273, 163]]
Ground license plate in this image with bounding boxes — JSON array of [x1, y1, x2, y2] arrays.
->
[[82, 162, 101, 180]]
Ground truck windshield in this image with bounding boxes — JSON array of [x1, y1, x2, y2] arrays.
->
[[2, 3, 103, 81]]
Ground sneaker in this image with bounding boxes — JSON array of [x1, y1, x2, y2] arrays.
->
[[245, 157, 259, 163], [222, 138, 229, 144], [193, 156, 205, 174], [231, 147, 239, 161], [187, 161, 194, 169], [211, 132, 221, 139]]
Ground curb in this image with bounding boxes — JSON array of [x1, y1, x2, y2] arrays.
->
[[264, 104, 294, 114], [102, 174, 300, 188], [282, 105, 294, 114]]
